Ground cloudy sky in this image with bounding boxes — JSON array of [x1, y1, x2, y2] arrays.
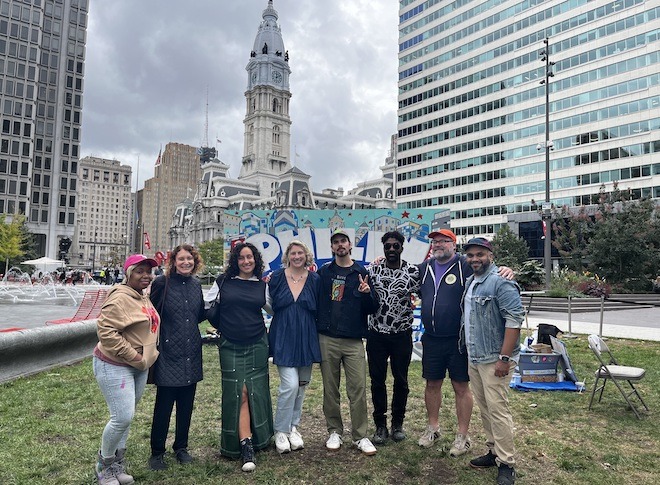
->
[[81, 0, 399, 193]]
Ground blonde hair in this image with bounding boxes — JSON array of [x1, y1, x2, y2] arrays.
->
[[281, 240, 315, 268]]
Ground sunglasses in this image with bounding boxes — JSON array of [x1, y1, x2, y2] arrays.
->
[[383, 243, 402, 250]]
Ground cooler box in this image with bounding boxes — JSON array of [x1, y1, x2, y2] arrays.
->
[[518, 352, 560, 382]]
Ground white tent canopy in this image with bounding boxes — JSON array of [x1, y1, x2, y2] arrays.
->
[[21, 257, 66, 272]]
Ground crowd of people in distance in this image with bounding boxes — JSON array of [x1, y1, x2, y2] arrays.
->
[[91, 229, 524, 485]]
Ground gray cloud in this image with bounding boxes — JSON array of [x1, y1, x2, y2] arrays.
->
[[81, 0, 398, 193]]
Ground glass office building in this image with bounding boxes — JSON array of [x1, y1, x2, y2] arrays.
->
[[0, 0, 88, 258], [396, 0, 659, 256]]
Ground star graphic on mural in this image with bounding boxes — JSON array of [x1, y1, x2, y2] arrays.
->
[[402, 211, 410, 218], [319, 218, 325, 223], [417, 214, 423, 219], [348, 212, 352, 217], [387, 211, 393, 215]]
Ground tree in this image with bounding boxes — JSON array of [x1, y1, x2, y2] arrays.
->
[[492, 225, 530, 268], [0, 215, 28, 275], [552, 204, 594, 272], [586, 190, 660, 290], [198, 238, 224, 274]]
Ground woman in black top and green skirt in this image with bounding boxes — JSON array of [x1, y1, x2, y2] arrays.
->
[[206, 242, 273, 472]]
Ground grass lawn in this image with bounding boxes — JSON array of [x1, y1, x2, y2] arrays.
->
[[0, 334, 658, 485]]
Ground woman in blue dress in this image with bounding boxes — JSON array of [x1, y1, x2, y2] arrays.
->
[[268, 240, 322, 454]]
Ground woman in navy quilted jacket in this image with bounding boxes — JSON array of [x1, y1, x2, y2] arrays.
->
[[148, 244, 206, 471]]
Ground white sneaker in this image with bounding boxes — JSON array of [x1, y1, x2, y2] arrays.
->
[[289, 426, 304, 451], [275, 432, 291, 454], [449, 433, 471, 457], [417, 425, 441, 448], [354, 437, 377, 456], [326, 431, 343, 451]]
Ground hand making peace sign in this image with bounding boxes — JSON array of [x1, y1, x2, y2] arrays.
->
[[358, 274, 370, 293]]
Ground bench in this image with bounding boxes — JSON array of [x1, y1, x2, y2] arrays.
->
[[46, 289, 109, 325]]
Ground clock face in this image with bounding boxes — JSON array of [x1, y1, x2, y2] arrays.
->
[[272, 71, 282, 84]]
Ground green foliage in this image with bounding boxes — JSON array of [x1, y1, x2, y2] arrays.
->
[[492, 225, 530, 268], [198, 237, 224, 274], [515, 260, 545, 290], [552, 205, 593, 271], [587, 190, 660, 289], [551, 183, 660, 292], [0, 214, 31, 274], [548, 268, 611, 298]]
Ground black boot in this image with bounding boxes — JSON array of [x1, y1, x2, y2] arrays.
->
[[240, 437, 256, 472], [148, 452, 168, 471]]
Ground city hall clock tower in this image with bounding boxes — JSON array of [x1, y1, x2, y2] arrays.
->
[[240, 0, 292, 198]]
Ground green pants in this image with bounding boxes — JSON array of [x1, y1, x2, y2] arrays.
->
[[218, 334, 273, 458], [319, 334, 368, 441]]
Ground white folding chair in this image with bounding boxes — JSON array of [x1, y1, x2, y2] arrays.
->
[[587, 334, 648, 419]]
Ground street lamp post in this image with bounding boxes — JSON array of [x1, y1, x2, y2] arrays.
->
[[539, 38, 555, 290], [91, 227, 98, 273]]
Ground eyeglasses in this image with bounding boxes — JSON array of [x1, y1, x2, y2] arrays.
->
[[431, 239, 453, 245], [383, 243, 402, 250]]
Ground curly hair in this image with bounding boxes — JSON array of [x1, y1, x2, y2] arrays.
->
[[166, 244, 203, 276], [226, 242, 265, 278], [281, 240, 315, 268], [381, 231, 405, 245]]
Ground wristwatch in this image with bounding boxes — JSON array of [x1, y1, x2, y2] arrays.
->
[[498, 354, 511, 362]]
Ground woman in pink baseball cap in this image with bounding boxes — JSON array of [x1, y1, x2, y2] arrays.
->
[[92, 254, 159, 485]]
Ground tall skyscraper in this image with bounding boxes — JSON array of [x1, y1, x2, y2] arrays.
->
[[75, 156, 132, 269], [141, 142, 201, 255], [0, 0, 89, 258], [397, 0, 659, 256]]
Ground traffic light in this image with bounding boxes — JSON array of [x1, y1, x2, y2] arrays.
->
[[59, 237, 72, 264]]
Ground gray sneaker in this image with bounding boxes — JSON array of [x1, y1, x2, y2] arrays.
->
[[112, 449, 135, 484], [417, 425, 441, 448], [95, 452, 120, 485], [449, 433, 471, 457]]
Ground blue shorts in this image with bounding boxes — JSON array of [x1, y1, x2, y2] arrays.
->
[[421, 334, 469, 382]]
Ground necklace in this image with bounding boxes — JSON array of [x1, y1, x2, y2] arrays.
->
[[288, 271, 306, 284]]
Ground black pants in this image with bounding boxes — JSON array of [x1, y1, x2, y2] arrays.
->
[[366, 329, 413, 428], [150, 383, 197, 454]]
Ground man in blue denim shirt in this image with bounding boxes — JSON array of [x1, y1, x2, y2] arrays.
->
[[461, 237, 523, 485]]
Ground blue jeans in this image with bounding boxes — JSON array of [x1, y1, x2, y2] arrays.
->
[[274, 365, 312, 433], [93, 356, 148, 458]]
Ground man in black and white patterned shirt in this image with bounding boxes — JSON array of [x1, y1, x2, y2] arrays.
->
[[366, 231, 420, 445]]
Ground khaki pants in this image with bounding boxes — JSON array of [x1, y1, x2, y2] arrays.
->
[[319, 334, 368, 441], [468, 360, 516, 466]]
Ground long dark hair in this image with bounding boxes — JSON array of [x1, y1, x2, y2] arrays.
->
[[226, 242, 265, 279], [167, 244, 203, 276]]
